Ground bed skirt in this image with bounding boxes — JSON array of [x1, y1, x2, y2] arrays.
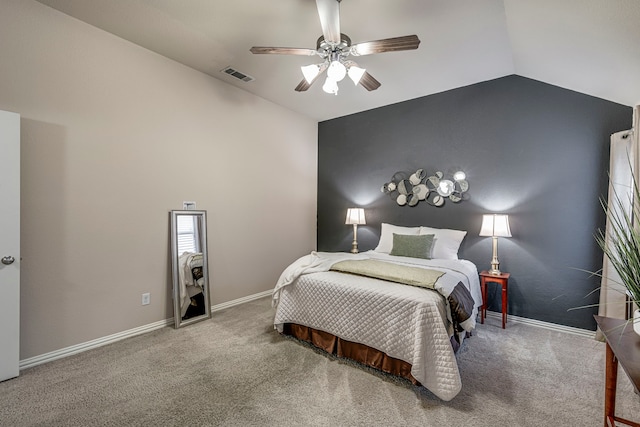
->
[[282, 323, 421, 386]]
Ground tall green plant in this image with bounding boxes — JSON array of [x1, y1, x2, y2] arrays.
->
[[596, 171, 640, 309]]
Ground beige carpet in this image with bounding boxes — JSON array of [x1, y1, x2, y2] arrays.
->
[[0, 296, 638, 426]]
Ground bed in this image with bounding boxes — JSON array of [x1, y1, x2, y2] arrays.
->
[[272, 224, 483, 401]]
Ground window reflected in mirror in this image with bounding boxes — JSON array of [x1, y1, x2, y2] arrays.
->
[[177, 214, 201, 254]]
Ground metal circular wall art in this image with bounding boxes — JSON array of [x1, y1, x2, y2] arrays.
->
[[381, 168, 469, 207]]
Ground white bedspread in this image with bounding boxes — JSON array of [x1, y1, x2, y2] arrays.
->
[[272, 251, 482, 401]]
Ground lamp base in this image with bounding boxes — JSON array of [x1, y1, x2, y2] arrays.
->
[[350, 224, 359, 253], [488, 237, 501, 275]]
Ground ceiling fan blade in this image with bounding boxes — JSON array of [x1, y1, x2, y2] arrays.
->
[[316, 0, 341, 45], [250, 47, 317, 56], [359, 72, 381, 91], [350, 35, 421, 56], [295, 79, 313, 92]]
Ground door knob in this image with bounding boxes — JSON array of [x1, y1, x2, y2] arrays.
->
[[1, 256, 15, 265]]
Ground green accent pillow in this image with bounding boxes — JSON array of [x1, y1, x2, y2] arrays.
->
[[389, 233, 435, 259]]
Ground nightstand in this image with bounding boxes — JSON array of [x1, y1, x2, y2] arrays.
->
[[479, 270, 510, 329]]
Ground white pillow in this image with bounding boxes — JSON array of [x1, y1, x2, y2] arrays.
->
[[374, 223, 420, 254], [419, 226, 467, 260]]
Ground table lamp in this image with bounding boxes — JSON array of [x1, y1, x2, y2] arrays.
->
[[345, 208, 366, 253], [479, 214, 511, 275]]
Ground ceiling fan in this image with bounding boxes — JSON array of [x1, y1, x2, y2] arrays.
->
[[250, 0, 420, 95]]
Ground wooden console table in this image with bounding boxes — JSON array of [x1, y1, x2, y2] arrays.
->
[[594, 316, 640, 427]]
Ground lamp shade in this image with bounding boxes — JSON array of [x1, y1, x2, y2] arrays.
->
[[345, 208, 366, 225], [479, 214, 511, 237], [327, 60, 347, 81], [347, 65, 366, 85], [301, 64, 321, 84], [322, 76, 339, 94]]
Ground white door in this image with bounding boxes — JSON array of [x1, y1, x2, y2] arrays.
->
[[0, 110, 20, 381]]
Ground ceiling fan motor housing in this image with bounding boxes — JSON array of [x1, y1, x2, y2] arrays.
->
[[316, 33, 351, 60]]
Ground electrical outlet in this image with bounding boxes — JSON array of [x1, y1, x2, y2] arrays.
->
[[142, 293, 150, 305]]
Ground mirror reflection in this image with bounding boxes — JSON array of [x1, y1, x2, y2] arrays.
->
[[170, 210, 211, 328]]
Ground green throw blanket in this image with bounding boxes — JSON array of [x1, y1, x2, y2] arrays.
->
[[330, 259, 444, 289]]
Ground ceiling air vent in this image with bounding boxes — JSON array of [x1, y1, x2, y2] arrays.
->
[[221, 67, 254, 83]]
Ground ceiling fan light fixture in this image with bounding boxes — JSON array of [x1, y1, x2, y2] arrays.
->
[[347, 65, 366, 85], [301, 64, 321, 84], [322, 76, 339, 95], [250, 4, 420, 94], [326, 60, 347, 82]]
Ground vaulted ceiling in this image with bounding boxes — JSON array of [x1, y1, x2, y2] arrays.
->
[[35, 0, 640, 121]]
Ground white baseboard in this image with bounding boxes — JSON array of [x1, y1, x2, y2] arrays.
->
[[19, 289, 274, 371], [20, 292, 593, 370], [211, 289, 272, 312], [484, 311, 595, 338], [19, 318, 173, 370]]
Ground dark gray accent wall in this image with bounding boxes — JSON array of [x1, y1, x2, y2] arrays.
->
[[317, 75, 631, 330]]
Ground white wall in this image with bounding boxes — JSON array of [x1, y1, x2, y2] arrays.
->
[[0, 0, 318, 359]]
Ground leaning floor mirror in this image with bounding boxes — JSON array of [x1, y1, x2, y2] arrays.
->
[[170, 210, 211, 328]]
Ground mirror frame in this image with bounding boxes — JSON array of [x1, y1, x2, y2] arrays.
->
[[170, 210, 211, 328]]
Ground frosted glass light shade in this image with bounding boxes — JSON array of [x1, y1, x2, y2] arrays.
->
[[327, 60, 347, 81], [348, 66, 366, 85], [479, 214, 512, 237], [345, 208, 366, 225], [301, 64, 321, 84], [322, 77, 339, 94]]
